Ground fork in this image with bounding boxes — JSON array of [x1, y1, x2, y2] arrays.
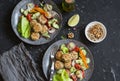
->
[[49, 45, 58, 81], [49, 53, 54, 81]]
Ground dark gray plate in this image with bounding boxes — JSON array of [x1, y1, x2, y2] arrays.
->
[[11, 0, 62, 45], [42, 39, 94, 81]]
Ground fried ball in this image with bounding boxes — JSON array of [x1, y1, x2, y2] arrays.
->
[[38, 15, 47, 24], [54, 61, 64, 70], [71, 51, 79, 60], [30, 20, 37, 27], [55, 51, 63, 60], [64, 61, 72, 69], [31, 32, 40, 41], [33, 23, 42, 33], [62, 54, 72, 62], [41, 25, 48, 34]]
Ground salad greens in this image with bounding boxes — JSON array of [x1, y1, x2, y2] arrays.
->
[[53, 69, 72, 81], [60, 44, 69, 54], [70, 67, 76, 73], [17, 16, 31, 38]]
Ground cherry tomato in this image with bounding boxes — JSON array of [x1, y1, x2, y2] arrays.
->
[[74, 63, 81, 70], [71, 75, 77, 81], [81, 70, 85, 78], [73, 46, 79, 52], [35, 4, 39, 7], [27, 14, 32, 21]]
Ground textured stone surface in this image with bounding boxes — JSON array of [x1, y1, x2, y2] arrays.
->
[[0, 0, 120, 81]]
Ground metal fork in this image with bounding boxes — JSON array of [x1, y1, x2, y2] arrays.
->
[[49, 45, 58, 81], [49, 54, 54, 81]]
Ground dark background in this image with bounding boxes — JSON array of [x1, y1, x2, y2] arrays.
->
[[0, 0, 120, 81]]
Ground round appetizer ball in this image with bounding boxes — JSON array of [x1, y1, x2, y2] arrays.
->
[[31, 32, 40, 41], [41, 25, 48, 34], [61, 54, 72, 62], [71, 51, 79, 60], [38, 15, 47, 24], [64, 61, 72, 69], [30, 20, 38, 27], [54, 61, 64, 70], [55, 51, 63, 60], [33, 23, 42, 33]]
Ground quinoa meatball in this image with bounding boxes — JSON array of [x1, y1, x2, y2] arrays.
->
[[54, 61, 64, 70], [55, 51, 63, 60], [33, 23, 42, 33], [31, 32, 40, 41], [30, 20, 37, 27], [41, 25, 48, 34], [71, 51, 79, 60], [64, 61, 72, 69], [62, 54, 72, 62], [38, 15, 47, 24]]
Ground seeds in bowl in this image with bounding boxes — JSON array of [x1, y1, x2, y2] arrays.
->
[[88, 24, 104, 41]]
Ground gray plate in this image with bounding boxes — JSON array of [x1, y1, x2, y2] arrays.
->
[[11, 0, 62, 45], [42, 39, 94, 81]]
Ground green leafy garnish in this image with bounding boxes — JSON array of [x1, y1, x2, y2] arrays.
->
[[53, 69, 72, 81], [17, 16, 31, 38], [60, 44, 69, 54]]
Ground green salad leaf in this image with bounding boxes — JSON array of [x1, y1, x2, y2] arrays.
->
[[70, 67, 76, 73], [53, 69, 71, 81], [17, 16, 31, 38], [60, 44, 69, 54]]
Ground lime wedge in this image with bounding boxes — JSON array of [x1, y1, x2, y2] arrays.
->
[[68, 14, 80, 27]]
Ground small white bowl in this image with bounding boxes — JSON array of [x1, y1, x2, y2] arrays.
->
[[85, 21, 107, 43]]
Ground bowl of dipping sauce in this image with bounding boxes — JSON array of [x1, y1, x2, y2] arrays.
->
[[85, 21, 107, 43]]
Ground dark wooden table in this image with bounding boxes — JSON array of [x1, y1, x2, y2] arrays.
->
[[0, 0, 120, 81]]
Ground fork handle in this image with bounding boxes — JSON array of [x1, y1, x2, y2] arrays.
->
[[49, 62, 54, 81], [49, 69, 54, 81]]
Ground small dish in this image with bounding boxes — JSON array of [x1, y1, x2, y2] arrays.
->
[[85, 21, 107, 43]]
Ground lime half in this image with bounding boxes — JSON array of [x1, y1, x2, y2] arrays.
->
[[68, 14, 80, 27]]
